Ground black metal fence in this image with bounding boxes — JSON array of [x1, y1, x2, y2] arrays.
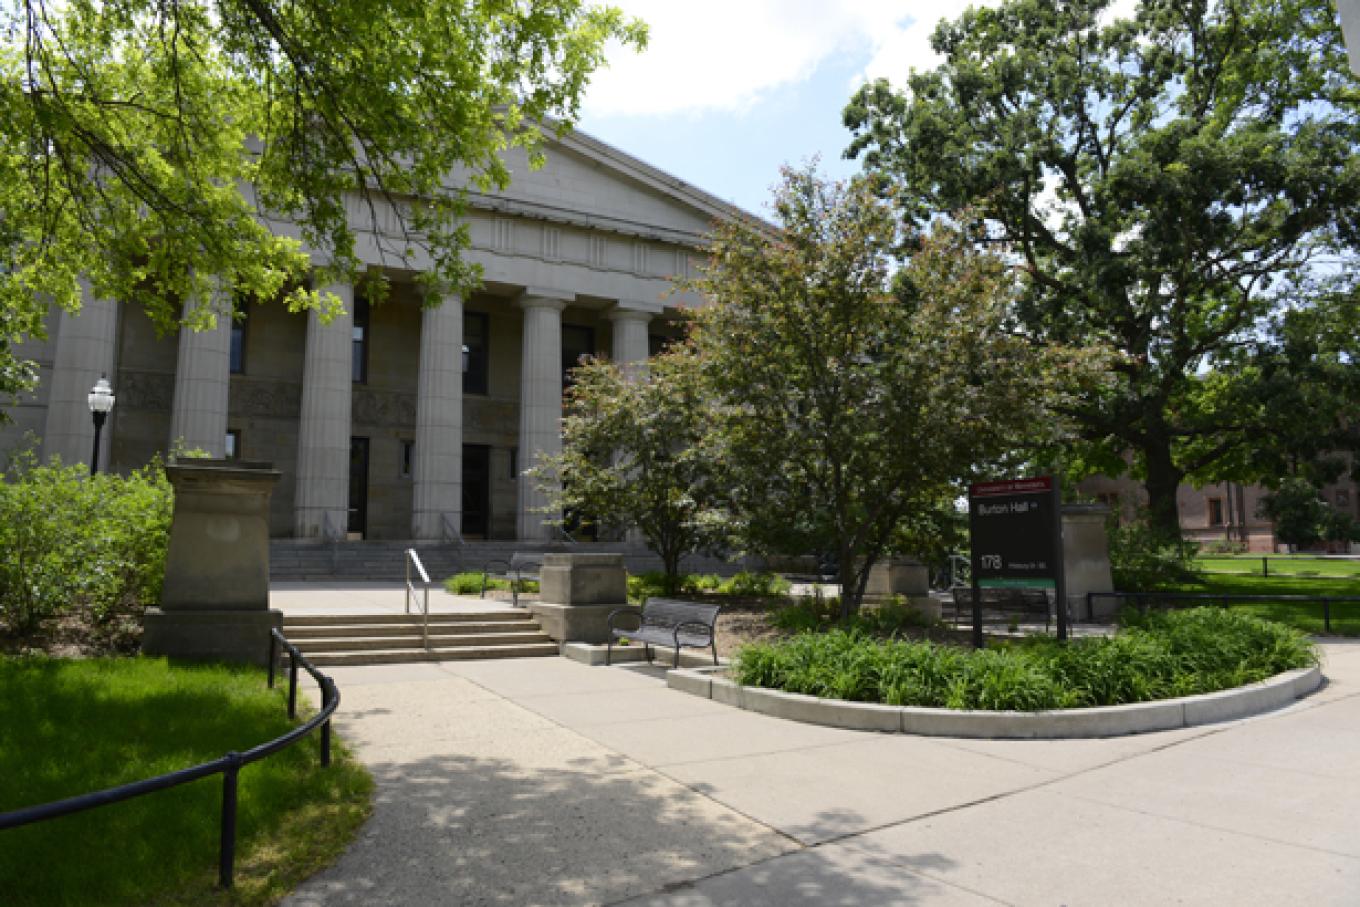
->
[[0, 629, 338, 889], [1086, 591, 1360, 633]]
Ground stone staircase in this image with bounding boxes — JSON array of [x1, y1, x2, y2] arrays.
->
[[283, 611, 559, 666]]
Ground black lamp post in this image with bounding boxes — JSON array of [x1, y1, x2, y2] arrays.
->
[[87, 376, 115, 476]]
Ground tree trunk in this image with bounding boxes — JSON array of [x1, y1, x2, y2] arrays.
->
[[1142, 440, 1184, 543]]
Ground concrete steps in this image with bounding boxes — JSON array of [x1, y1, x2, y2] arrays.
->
[[283, 611, 558, 666]]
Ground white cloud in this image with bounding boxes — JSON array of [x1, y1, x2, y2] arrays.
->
[[583, 0, 989, 118]]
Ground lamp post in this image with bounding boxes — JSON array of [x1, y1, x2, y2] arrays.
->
[[87, 376, 115, 476]]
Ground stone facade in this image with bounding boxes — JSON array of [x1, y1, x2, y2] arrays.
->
[[1, 130, 747, 541]]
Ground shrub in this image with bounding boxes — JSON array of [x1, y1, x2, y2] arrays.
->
[[719, 571, 791, 597], [1107, 519, 1198, 590], [0, 451, 172, 638], [443, 572, 521, 595], [770, 595, 936, 636], [734, 608, 1316, 711]]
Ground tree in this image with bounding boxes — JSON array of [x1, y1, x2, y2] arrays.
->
[[844, 0, 1360, 541], [688, 168, 1103, 616], [532, 349, 723, 592], [1258, 477, 1328, 551], [0, 0, 644, 400]]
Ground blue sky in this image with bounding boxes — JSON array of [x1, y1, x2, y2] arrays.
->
[[573, 0, 973, 218]]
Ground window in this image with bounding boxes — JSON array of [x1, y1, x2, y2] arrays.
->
[[509, 447, 518, 480], [648, 332, 673, 357], [225, 429, 241, 460], [229, 302, 248, 374], [1096, 492, 1119, 511], [1338, 489, 1352, 513], [400, 440, 414, 479], [562, 324, 595, 388], [1207, 497, 1225, 527], [464, 312, 488, 395], [352, 294, 370, 383]]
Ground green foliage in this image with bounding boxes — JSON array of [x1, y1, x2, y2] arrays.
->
[[688, 167, 1104, 616], [0, 1, 645, 403], [442, 572, 535, 596], [625, 571, 786, 604], [846, 0, 1360, 539], [0, 451, 172, 638], [535, 349, 725, 591], [735, 609, 1316, 710], [0, 656, 372, 905], [771, 596, 937, 636], [1107, 518, 1199, 590], [720, 571, 792, 598], [1256, 476, 1357, 550]]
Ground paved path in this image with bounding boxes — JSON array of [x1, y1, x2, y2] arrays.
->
[[286, 640, 1360, 906]]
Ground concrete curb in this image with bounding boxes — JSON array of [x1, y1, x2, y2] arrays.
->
[[666, 665, 1323, 739], [559, 641, 728, 670]]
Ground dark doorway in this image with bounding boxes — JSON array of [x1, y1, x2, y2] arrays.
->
[[463, 444, 490, 538], [348, 437, 369, 537]]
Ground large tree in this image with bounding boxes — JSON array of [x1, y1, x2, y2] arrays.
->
[[688, 168, 1102, 615], [844, 0, 1360, 540], [0, 0, 644, 398]]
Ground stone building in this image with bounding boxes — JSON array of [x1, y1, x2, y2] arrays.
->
[[1, 130, 754, 543]]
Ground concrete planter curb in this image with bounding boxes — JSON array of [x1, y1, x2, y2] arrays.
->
[[666, 665, 1323, 739], [559, 641, 728, 670]]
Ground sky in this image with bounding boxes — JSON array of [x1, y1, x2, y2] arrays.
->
[[574, 0, 990, 218]]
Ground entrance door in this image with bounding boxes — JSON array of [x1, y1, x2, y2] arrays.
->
[[463, 444, 490, 538], [348, 437, 369, 538]]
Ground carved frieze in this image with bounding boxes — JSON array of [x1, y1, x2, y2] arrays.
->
[[230, 377, 302, 420], [115, 369, 174, 412], [352, 387, 417, 429]]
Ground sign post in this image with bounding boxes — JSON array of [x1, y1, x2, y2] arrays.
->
[[967, 476, 1068, 646]]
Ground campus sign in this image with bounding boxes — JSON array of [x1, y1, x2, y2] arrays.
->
[[967, 475, 1068, 643]]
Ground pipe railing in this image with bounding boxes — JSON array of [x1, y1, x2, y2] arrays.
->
[[406, 548, 431, 651], [0, 630, 339, 890]]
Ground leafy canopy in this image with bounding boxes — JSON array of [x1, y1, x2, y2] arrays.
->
[[688, 168, 1104, 614], [0, 0, 644, 397], [844, 0, 1360, 538]]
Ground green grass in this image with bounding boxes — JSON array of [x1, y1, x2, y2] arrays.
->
[[734, 608, 1318, 711], [0, 657, 373, 906], [1195, 555, 1360, 578], [1156, 572, 1360, 636]]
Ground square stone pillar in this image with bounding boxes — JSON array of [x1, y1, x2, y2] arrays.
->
[[412, 291, 463, 539], [1062, 503, 1116, 620], [863, 557, 940, 620], [517, 292, 569, 541], [294, 282, 353, 538], [142, 459, 283, 666], [530, 553, 632, 643]]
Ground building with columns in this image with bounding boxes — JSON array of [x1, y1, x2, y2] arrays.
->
[[1, 130, 754, 542]]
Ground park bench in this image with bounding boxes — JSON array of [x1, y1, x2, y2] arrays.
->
[[951, 586, 1055, 632], [606, 597, 722, 668], [480, 552, 546, 608]]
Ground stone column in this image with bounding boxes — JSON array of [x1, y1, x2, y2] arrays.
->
[[168, 293, 232, 457], [294, 282, 354, 539], [517, 292, 569, 541], [412, 291, 464, 540], [609, 305, 652, 377], [43, 280, 119, 468]]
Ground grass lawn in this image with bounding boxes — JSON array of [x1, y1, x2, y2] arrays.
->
[[0, 657, 372, 906], [1195, 555, 1360, 578], [1158, 572, 1360, 636]]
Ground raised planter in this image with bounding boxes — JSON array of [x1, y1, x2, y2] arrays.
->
[[665, 665, 1323, 739]]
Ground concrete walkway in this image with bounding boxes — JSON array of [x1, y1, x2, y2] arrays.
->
[[285, 640, 1360, 906]]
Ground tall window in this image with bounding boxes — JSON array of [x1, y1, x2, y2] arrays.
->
[[225, 429, 241, 460], [352, 295, 370, 383], [1207, 497, 1225, 527], [464, 312, 488, 394], [229, 302, 248, 374], [562, 324, 595, 388]]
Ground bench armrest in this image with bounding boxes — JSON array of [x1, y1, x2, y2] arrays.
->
[[673, 619, 715, 644], [608, 608, 642, 632], [481, 558, 512, 575]]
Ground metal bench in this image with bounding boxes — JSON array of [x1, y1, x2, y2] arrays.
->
[[606, 597, 721, 668], [951, 587, 1054, 632], [480, 552, 546, 608]]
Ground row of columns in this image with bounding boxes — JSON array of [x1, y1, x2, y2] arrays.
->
[[42, 280, 655, 541]]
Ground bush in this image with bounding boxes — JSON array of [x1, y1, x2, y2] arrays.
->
[[718, 571, 791, 597], [627, 570, 784, 603], [443, 572, 529, 595], [771, 595, 937, 636], [734, 608, 1317, 711], [0, 451, 172, 638], [1107, 519, 1198, 590]]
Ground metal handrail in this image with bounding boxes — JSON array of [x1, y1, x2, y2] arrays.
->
[[0, 630, 339, 890], [1087, 590, 1360, 633], [406, 548, 431, 651]]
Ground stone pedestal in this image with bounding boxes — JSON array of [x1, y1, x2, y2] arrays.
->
[[142, 459, 283, 666], [864, 558, 930, 598], [1062, 503, 1115, 620], [531, 552, 632, 644]]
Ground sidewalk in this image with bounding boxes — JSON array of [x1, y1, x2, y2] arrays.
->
[[285, 640, 1360, 906]]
